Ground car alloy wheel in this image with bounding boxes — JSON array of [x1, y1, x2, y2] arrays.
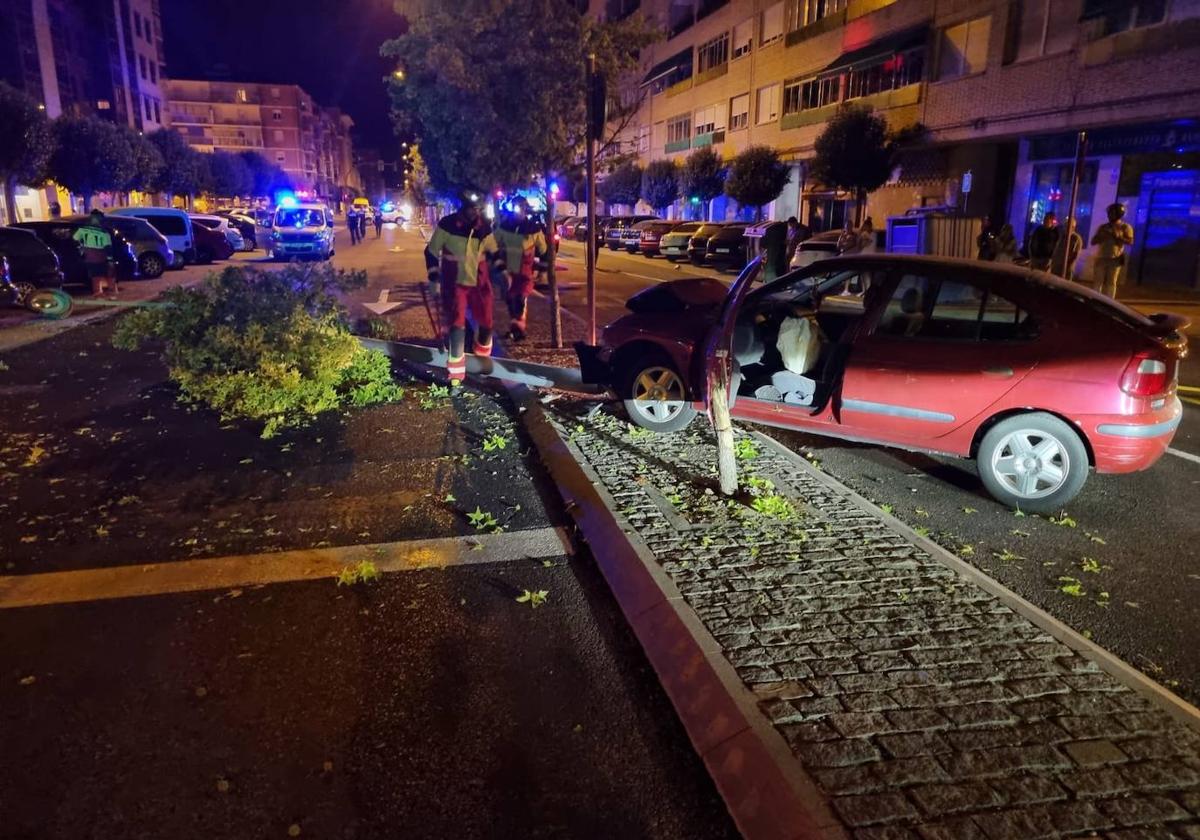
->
[[623, 360, 696, 433], [13, 281, 36, 306], [977, 412, 1089, 513], [139, 253, 165, 279]]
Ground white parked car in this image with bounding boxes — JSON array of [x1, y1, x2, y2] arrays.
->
[[191, 214, 248, 252]]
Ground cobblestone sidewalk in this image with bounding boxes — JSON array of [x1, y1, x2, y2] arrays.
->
[[551, 404, 1200, 840]]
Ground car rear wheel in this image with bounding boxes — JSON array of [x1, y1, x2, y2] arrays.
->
[[13, 281, 36, 306], [138, 252, 165, 279], [197, 246, 214, 264], [977, 413, 1089, 514], [620, 354, 697, 433]]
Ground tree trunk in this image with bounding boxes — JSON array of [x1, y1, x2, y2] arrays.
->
[[3, 176, 19, 225], [544, 178, 562, 349], [708, 353, 737, 495]]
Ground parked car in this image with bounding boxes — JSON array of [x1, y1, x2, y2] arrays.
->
[[269, 203, 335, 261], [215, 211, 258, 249], [635, 221, 678, 256], [658, 222, 702, 261], [189, 219, 235, 263], [560, 217, 582, 239], [620, 219, 662, 253], [575, 254, 1189, 512], [790, 230, 843, 269], [110, 207, 195, 266], [606, 215, 659, 250], [573, 215, 612, 246], [686, 223, 726, 264], [191, 214, 246, 253], [0, 227, 64, 303], [64, 214, 173, 278], [705, 223, 750, 271], [13, 221, 138, 286]]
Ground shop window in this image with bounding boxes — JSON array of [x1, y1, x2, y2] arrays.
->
[[1082, 0, 1165, 38], [666, 114, 691, 145], [1027, 161, 1099, 251], [732, 19, 752, 58], [756, 83, 779, 124], [1010, 0, 1078, 62], [760, 2, 784, 44], [937, 16, 991, 81], [729, 94, 749, 131], [697, 32, 729, 74]]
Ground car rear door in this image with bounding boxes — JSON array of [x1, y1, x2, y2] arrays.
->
[[836, 267, 1043, 449]]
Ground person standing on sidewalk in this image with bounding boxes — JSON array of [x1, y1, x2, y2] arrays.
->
[[358, 208, 368, 242], [346, 207, 360, 245], [73, 209, 117, 297], [493, 197, 548, 343], [373, 209, 383, 239], [1053, 217, 1084, 280], [424, 193, 505, 385], [1091, 202, 1135, 298], [976, 215, 997, 261], [1028, 212, 1060, 271], [994, 223, 1018, 263]]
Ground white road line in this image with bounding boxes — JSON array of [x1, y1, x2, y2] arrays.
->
[[0, 527, 572, 609], [1167, 447, 1200, 466], [622, 272, 666, 283]]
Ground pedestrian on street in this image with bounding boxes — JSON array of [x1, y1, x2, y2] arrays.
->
[[858, 217, 877, 254], [358, 209, 368, 242], [784, 216, 810, 264], [373, 210, 383, 238], [1091, 202, 1135, 298], [1053, 217, 1084, 280], [49, 202, 62, 219], [346, 208, 360, 245], [74, 209, 117, 297], [976, 215, 997, 261], [1028, 212, 1060, 271], [994, 223, 1018, 263], [837, 219, 859, 254], [494, 197, 548, 343], [424, 193, 505, 385]]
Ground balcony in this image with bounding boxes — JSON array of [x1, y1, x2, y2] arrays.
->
[[785, 9, 847, 48], [781, 83, 921, 131], [693, 130, 725, 147], [665, 137, 692, 153]]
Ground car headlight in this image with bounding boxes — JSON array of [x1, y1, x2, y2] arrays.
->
[[271, 231, 281, 241]]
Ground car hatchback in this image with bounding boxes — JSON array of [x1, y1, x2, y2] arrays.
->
[[687, 223, 726, 264], [658, 222, 702, 261], [577, 254, 1189, 512]]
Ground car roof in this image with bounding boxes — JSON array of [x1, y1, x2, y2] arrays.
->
[[112, 206, 185, 215], [190, 214, 225, 221]]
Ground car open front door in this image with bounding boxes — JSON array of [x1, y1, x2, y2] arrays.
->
[[836, 269, 1043, 451], [698, 257, 765, 407]]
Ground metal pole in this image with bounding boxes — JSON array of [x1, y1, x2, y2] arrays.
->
[[586, 52, 598, 347], [1059, 130, 1088, 279]]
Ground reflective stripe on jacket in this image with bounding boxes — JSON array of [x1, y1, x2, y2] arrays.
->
[[424, 213, 503, 287], [493, 219, 547, 278]]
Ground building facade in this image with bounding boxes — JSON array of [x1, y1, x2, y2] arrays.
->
[[165, 80, 360, 200], [593, 0, 1200, 288]]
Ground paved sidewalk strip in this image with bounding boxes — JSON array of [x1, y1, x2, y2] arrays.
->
[[550, 405, 1200, 839], [0, 527, 570, 609]]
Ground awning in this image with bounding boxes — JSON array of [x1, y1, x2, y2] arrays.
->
[[820, 25, 929, 75], [641, 47, 693, 86]]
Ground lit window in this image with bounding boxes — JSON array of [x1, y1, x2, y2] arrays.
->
[[760, 2, 783, 44], [236, 88, 248, 103], [937, 16, 991, 80], [97, 99, 111, 110], [729, 93, 749, 131], [786, 0, 847, 33], [755, 83, 779, 124], [847, 48, 925, 98], [732, 19, 752, 58]]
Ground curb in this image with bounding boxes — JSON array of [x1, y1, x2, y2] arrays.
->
[[748, 429, 1200, 734], [508, 384, 846, 840]]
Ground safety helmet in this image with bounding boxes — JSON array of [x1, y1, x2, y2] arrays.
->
[[1106, 202, 1126, 219], [458, 190, 482, 209]]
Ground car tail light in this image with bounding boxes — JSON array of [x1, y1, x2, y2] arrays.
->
[[1119, 350, 1171, 396]]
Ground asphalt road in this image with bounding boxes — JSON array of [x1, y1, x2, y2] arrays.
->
[[549, 236, 1200, 706], [0, 227, 739, 840]]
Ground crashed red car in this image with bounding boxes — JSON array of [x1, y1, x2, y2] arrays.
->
[[576, 254, 1188, 512]]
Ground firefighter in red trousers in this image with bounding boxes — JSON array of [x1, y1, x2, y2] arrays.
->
[[424, 193, 505, 385], [493, 197, 548, 342]]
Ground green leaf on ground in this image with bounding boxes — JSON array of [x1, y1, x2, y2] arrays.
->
[[1049, 512, 1078, 528], [880, 503, 894, 515], [1010, 529, 1031, 538], [1057, 576, 1085, 597], [914, 526, 930, 537], [1080, 557, 1102, 574], [1012, 507, 1026, 518], [1087, 533, 1107, 545], [958, 544, 975, 557], [733, 438, 760, 461], [481, 434, 508, 452], [335, 560, 380, 587], [995, 548, 1024, 562], [914, 507, 930, 518], [443, 493, 456, 503], [467, 507, 499, 530], [515, 589, 549, 608]]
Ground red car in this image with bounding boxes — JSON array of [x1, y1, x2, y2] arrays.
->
[[189, 219, 234, 264], [576, 254, 1189, 512], [638, 221, 678, 257]]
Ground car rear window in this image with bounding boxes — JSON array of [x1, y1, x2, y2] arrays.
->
[[136, 214, 186, 236]]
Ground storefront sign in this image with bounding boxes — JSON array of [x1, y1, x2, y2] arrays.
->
[[1029, 121, 1200, 161]]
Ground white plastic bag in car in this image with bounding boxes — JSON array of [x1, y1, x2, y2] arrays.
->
[[777, 315, 821, 375]]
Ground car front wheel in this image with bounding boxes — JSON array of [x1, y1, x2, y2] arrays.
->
[[138, 252, 165, 279], [620, 354, 697, 433], [977, 413, 1089, 514]]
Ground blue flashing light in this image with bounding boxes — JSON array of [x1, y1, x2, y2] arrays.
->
[[381, 201, 394, 212], [278, 194, 298, 209], [549, 181, 560, 196]]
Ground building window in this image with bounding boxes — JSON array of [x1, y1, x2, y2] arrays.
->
[[139, 54, 147, 80], [1082, 0, 1166, 38], [134, 11, 143, 38], [153, 101, 161, 123], [755, 83, 779, 124], [669, 0, 696, 38], [937, 16, 991, 80], [786, 0, 847, 33], [97, 99, 111, 110], [275, 152, 286, 163], [729, 93, 749, 130], [143, 96, 152, 120], [636, 124, 650, 153], [270, 87, 280, 98], [732, 19, 753, 58], [236, 88, 248, 103], [149, 60, 157, 83], [1011, 0, 1078, 61], [696, 32, 730, 74], [272, 109, 282, 121], [693, 104, 724, 135], [666, 114, 691, 146], [785, 74, 836, 113], [846, 47, 925, 97], [274, 129, 284, 142], [605, 0, 640, 19], [760, 2, 784, 44]]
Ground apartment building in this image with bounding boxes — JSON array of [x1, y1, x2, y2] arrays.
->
[[595, 0, 1200, 288], [166, 80, 360, 199]]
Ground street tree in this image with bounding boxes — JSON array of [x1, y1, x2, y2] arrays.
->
[[382, 0, 657, 346], [641, 160, 679, 215], [0, 82, 52, 225], [810, 104, 902, 224], [598, 161, 642, 209], [147, 129, 204, 204], [208, 150, 252, 199], [725, 145, 790, 221], [123, 127, 164, 197], [48, 117, 136, 211], [679, 146, 725, 221], [238, 151, 292, 200]]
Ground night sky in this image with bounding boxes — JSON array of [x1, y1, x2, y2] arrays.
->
[[162, 1, 408, 161]]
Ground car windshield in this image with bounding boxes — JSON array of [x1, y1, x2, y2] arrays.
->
[[276, 209, 325, 227]]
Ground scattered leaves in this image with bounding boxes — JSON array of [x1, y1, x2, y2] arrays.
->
[[733, 438, 760, 461], [467, 507, 499, 531], [961, 506, 978, 515], [1057, 576, 1085, 597], [515, 589, 549, 608], [1049, 512, 1078, 528], [481, 433, 508, 452], [335, 560, 380, 587]]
